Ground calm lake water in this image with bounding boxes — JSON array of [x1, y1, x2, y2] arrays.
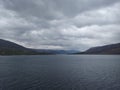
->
[[0, 55, 120, 90]]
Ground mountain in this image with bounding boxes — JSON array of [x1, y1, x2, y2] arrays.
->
[[0, 39, 78, 55], [31, 49, 79, 54], [0, 39, 48, 55], [78, 43, 120, 54], [1, 39, 119, 55]]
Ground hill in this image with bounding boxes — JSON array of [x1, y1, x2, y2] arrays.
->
[[0, 39, 47, 55], [79, 43, 120, 54]]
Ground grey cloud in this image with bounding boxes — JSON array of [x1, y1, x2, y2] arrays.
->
[[52, 0, 120, 17], [2, 0, 64, 20], [0, 0, 120, 50], [2, 0, 120, 18]]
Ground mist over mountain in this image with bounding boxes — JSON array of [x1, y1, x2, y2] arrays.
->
[[0, 39, 79, 55], [31, 49, 79, 54], [0, 39, 120, 55]]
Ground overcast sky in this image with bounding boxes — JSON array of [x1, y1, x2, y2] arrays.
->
[[0, 0, 120, 50]]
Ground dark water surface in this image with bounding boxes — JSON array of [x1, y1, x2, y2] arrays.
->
[[0, 55, 120, 90]]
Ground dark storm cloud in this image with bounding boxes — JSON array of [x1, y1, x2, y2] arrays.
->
[[0, 0, 120, 50]]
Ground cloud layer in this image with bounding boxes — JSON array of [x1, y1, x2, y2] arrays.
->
[[0, 0, 120, 50]]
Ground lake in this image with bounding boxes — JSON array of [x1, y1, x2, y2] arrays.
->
[[0, 55, 120, 90]]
